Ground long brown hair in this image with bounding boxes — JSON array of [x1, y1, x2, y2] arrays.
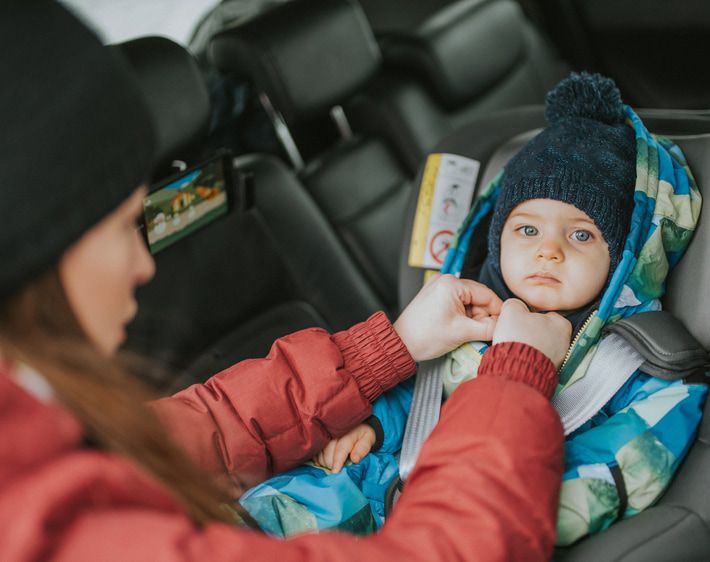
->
[[0, 269, 242, 526]]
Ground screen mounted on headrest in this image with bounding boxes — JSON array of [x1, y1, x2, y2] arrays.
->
[[140, 151, 234, 254]]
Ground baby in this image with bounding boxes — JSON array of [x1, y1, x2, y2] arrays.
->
[[241, 73, 707, 546]]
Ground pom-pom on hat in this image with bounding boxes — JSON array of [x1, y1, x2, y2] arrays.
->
[[487, 72, 636, 279], [0, 1, 155, 299]]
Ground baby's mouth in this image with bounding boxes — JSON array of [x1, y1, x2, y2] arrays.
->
[[526, 271, 561, 284]]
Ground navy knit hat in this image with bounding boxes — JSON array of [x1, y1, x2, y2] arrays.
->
[[0, 1, 155, 299], [487, 72, 636, 277]]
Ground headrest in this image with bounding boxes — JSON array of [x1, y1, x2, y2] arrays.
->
[[381, 0, 526, 110], [115, 37, 210, 172], [210, 0, 381, 125]]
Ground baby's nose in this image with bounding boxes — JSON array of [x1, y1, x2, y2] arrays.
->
[[536, 240, 563, 261]]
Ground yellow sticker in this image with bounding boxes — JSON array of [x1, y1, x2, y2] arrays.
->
[[409, 154, 441, 268], [408, 153, 480, 269]]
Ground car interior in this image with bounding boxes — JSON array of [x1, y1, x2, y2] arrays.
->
[[69, 0, 710, 558]]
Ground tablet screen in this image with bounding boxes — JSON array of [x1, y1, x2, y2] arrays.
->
[[142, 153, 231, 254]]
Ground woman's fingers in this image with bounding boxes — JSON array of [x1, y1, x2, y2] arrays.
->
[[456, 278, 504, 315], [493, 299, 572, 368], [394, 275, 506, 361]]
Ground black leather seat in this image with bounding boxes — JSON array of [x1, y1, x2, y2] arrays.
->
[[399, 107, 710, 561], [114, 37, 211, 178], [117, 36, 383, 392], [210, 0, 411, 313], [349, 0, 570, 173]]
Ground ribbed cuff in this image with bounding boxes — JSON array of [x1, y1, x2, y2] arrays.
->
[[363, 415, 384, 452], [478, 342, 558, 398], [333, 311, 416, 402]]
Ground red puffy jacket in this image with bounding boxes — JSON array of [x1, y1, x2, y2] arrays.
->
[[0, 312, 563, 561]]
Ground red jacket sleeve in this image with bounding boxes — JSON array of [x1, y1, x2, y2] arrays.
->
[[150, 312, 416, 496], [50, 342, 563, 562]]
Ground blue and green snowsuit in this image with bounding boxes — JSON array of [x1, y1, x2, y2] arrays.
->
[[239, 106, 707, 546]]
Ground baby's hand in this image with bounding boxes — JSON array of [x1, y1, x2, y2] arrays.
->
[[313, 424, 376, 473]]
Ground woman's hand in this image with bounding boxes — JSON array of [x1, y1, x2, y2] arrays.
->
[[394, 274, 503, 362], [493, 299, 572, 368]]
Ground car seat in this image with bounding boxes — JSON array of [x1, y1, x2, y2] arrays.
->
[[398, 106, 710, 561], [116, 36, 384, 393], [210, 0, 411, 313], [349, 0, 570, 173]]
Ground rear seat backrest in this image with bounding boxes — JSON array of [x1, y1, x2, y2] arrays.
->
[[117, 37, 383, 392], [349, 0, 569, 173], [211, 0, 412, 313]]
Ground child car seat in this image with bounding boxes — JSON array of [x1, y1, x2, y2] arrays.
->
[[398, 106, 710, 561]]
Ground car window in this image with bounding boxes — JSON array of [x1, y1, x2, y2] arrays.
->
[[60, 0, 221, 45]]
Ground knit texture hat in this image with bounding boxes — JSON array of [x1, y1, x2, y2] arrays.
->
[[487, 72, 636, 276], [0, 1, 156, 299]]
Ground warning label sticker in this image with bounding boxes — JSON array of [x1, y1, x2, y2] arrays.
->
[[429, 229, 454, 265], [408, 153, 480, 269]]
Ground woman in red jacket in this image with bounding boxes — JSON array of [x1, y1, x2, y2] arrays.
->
[[0, 2, 569, 561]]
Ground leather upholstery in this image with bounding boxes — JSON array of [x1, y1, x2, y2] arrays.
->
[[303, 138, 411, 307], [349, 0, 568, 174], [380, 0, 528, 109], [118, 37, 383, 388], [210, 0, 380, 125], [115, 37, 211, 175], [127, 151, 385, 385], [209, 0, 413, 312]]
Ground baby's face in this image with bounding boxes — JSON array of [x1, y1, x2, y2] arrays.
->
[[500, 199, 610, 313]]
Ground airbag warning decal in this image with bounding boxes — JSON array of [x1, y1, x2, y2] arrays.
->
[[408, 153, 479, 269]]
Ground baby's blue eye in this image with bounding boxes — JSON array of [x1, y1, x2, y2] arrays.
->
[[572, 230, 591, 242], [521, 225, 538, 236]]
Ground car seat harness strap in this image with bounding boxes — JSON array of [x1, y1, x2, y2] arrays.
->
[[397, 357, 446, 482], [553, 333, 645, 435]]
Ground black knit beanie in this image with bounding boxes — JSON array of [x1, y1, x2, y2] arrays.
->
[[0, 1, 156, 299], [487, 72, 636, 277]]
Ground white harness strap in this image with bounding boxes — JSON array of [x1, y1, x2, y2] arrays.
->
[[554, 333, 645, 435], [398, 334, 644, 481], [397, 357, 445, 481]]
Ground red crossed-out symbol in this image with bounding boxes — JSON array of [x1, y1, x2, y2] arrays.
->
[[429, 229, 454, 265]]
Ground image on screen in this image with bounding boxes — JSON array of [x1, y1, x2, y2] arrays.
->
[[143, 157, 229, 254]]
